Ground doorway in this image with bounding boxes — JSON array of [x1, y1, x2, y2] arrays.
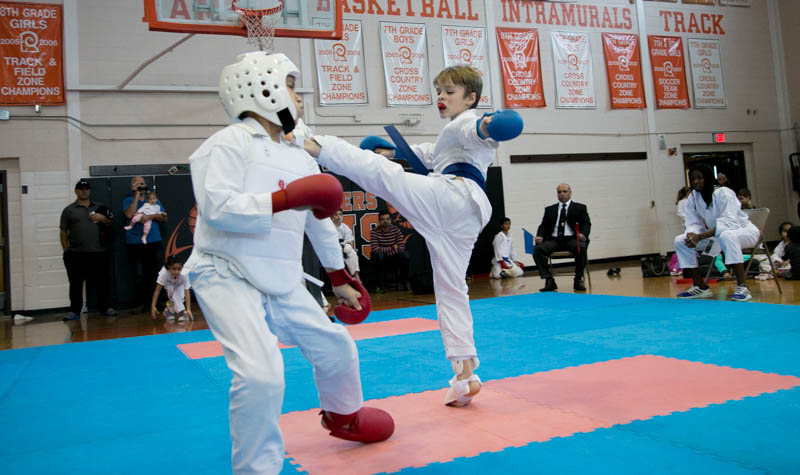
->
[[682, 151, 748, 192]]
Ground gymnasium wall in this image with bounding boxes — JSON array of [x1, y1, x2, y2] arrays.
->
[[0, 0, 796, 311], [779, 0, 800, 150]]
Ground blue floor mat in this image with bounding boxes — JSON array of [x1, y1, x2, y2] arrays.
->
[[1, 293, 798, 474]]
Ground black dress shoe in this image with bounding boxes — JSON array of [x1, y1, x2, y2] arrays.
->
[[573, 278, 587, 291], [540, 278, 557, 292]]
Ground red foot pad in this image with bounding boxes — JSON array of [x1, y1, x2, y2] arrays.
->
[[321, 407, 394, 443]]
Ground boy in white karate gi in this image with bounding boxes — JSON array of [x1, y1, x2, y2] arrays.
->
[[184, 52, 393, 475], [490, 217, 524, 279], [332, 209, 361, 281], [303, 65, 522, 407]]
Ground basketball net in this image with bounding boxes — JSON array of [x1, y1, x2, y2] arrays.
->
[[232, 0, 284, 52]]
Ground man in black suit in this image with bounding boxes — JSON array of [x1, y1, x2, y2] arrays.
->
[[533, 183, 591, 292]]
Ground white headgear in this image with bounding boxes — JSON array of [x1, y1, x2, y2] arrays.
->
[[219, 52, 299, 133]]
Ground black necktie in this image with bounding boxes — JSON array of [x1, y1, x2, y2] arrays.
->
[[557, 203, 567, 238]]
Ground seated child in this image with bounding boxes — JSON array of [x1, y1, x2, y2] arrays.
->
[[124, 192, 162, 244], [782, 226, 800, 280]]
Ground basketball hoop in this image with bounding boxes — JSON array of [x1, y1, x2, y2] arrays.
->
[[232, 0, 285, 52]]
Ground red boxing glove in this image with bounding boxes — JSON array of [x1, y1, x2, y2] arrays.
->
[[271, 174, 343, 219], [500, 258, 513, 270], [515, 261, 525, 269], [328, 269, 371, 324]]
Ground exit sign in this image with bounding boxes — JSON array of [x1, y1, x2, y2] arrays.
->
[[713, 132, 726, 143]]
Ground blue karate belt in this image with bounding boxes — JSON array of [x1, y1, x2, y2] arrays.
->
[[443, 162, 486, 192]]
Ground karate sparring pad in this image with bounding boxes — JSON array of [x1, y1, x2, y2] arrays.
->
[[359, 135, 396, 152], [485, 109, 523, 141]]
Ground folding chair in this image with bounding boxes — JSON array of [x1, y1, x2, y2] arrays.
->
[[703, 208, 782, 294], [548, 249, 592, 291], [742, 208, 782, 293]]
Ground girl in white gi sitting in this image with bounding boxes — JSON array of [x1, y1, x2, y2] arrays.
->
[[674, 163, 759, 301]]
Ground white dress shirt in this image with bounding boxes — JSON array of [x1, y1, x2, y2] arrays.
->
[[552, 200, 574, 237]]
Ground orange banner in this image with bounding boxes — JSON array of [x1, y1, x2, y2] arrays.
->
[[0, 2, 64, 105], [602, 33, 645, 109], [648, 35, 689, 109], [496, 27, 545, 108]]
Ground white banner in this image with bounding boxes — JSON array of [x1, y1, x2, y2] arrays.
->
[[551, 31, 596, 109], [314, 20, 367, 105], [687, 38, 727, 109], [441, 25, 491, 108], [380, 21, 431, 106]]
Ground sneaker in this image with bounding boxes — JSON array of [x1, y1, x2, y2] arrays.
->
[[81, 303, 88, 314], [730, 285, 752, 302], [676, 285, 712, 299], [177, 314, 186, 322], [62, 312, 80, 321], [103, 307, 118, 317], [375, 287, 385, 294]]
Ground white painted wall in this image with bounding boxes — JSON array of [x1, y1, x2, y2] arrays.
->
[[0, 0, 794, 310], [780, 0, 800, 132]]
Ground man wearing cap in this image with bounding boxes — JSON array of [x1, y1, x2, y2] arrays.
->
[[59, 180, 117, 319]]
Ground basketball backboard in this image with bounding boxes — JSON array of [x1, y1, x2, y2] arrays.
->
[[143, 0, 342, 39]]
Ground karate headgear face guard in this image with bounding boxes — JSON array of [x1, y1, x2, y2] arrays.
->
[[219, 52, 299, 134]]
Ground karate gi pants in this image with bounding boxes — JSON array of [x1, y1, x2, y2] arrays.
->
[[187, 252, 363, 475], [490, 259, 523, 279], [674, 224, 759, 269], [319, 150, 483, 360]]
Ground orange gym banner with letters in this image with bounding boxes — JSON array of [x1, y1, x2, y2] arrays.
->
[[648, 35, 689, 109], [496, 27, 545, 108], [602, 33, 645, 109], [0, 2, 64, 105]]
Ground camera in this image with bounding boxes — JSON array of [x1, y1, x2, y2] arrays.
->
[[137, 185, 149, 192]]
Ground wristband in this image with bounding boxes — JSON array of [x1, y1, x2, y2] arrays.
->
[[328, 269, 351, 287]]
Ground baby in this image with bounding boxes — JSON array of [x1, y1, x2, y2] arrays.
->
[[124, 192, 162, 244]]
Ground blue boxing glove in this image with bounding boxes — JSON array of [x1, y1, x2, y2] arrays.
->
[[359, 135, 396, 153], [478, 110, 523, 142]]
